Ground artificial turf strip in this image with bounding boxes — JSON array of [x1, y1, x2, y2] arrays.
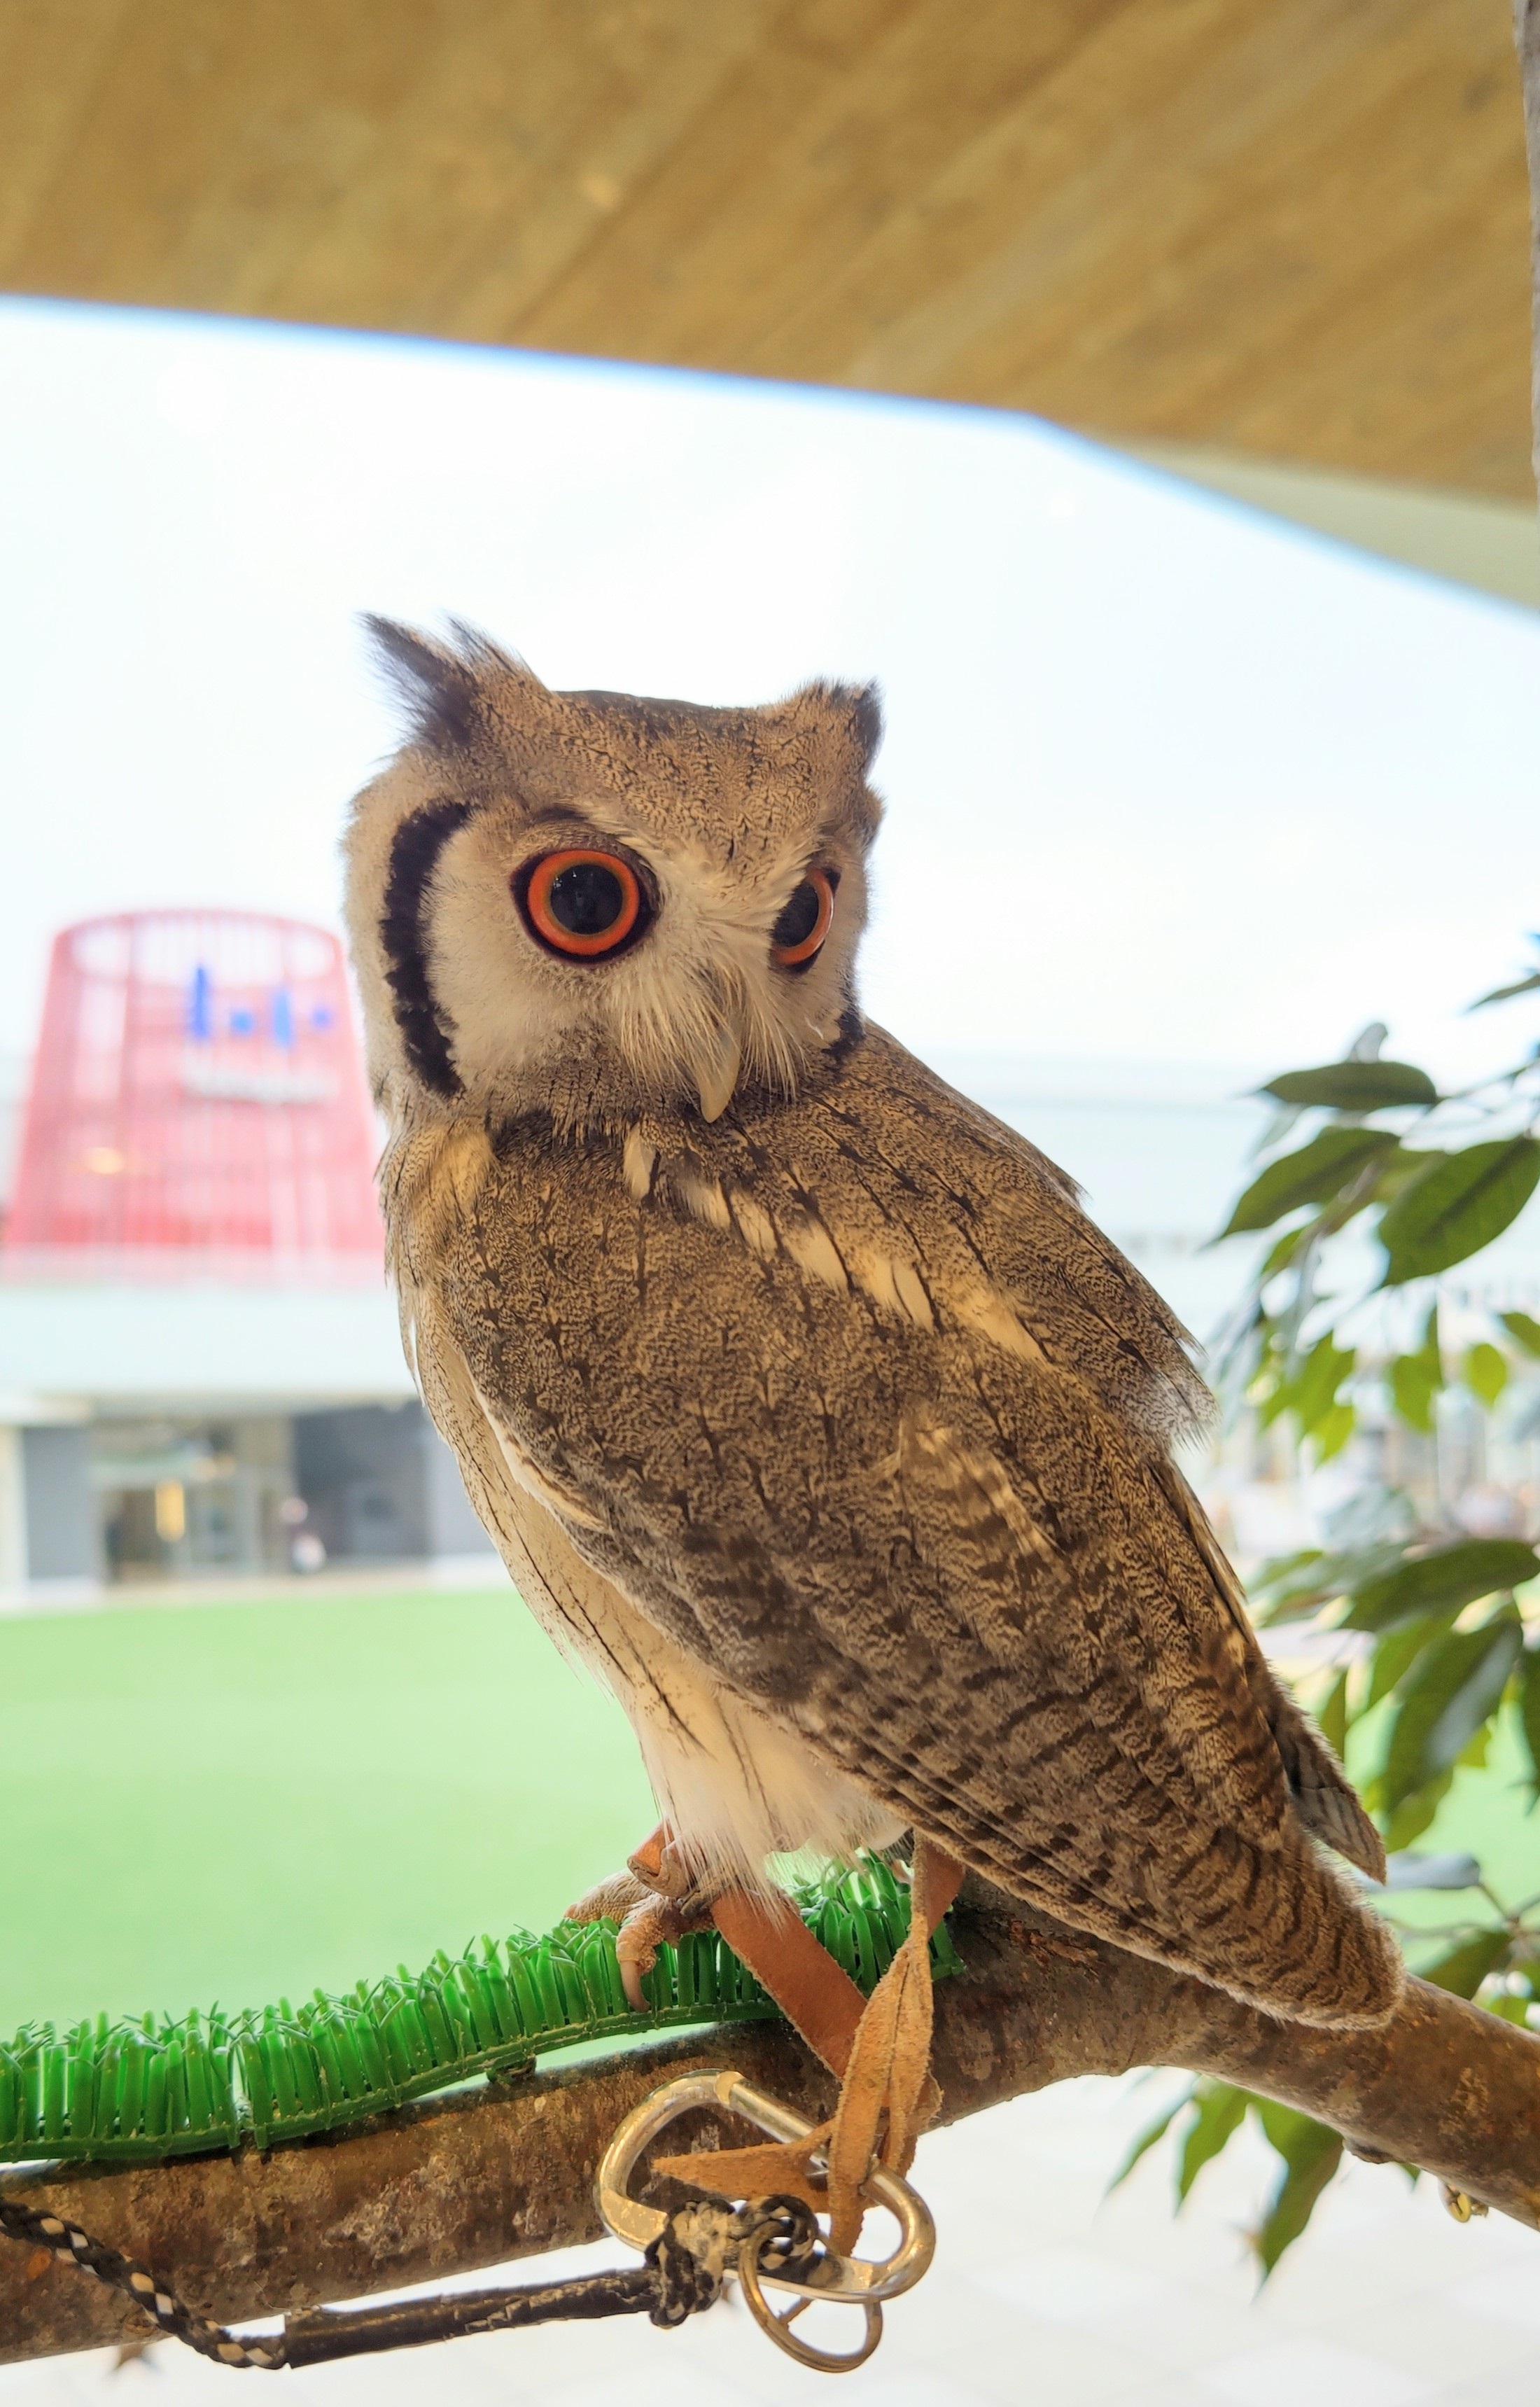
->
[[0, 1855, 961, 2165]]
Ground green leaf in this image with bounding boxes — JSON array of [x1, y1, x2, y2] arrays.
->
[[1261, 1061, 1438, 1112], [1317, 1670, 1348, 1759], [1257, 1337, 1357, 1452], [1462, 1342, 1508, 1408], [1373, 1150, 1445, 1206], [1486, 1992, 1533, 2025], [1294, 1336, 1357, 1437], [1390, 1302, 1443, 1432], [1381, 1771, 1452, 1852], [1380, 1614, 1524, 1813], [1501, 1309, 1540, 1359], [1177, 2080, 1250, 2203], [1366, 1613, 1460, 1708], [1390, 1353, 1439, 1432], [1221, 1128, 1401, 1238], [1252, 1542, 1407, 1626], [1378, 1138, 1540, 1284], [1518, 1648, 1540, 1800], [1251, 2104, 1344, 2275], [1457, 1720, 1492, 1771], [1343, 1538, 1540, 1633], [1419, 1930, 1511, 1999], [1258, 1224, 1315, 1279], [1309, 1401, 1355, 1463], [1106, 2083, 1194, 2193], [1250, 1547, 1325, 1603]]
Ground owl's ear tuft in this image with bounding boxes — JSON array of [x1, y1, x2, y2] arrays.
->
[[844, 682, 883, 774], [364, 616, 530, 750], [789, 678, 884, 777]]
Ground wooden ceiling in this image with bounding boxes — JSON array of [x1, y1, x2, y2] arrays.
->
[[2, 0, 1532, 498]]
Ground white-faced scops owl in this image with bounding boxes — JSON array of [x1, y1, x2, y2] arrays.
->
[[343, 620, 1400, 2035]]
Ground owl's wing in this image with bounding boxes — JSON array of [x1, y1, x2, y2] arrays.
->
[[433, 1027, 1396, 2025], [1149, 1456, 1385, 1882]]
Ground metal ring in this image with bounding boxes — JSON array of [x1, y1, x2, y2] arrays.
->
[[736, 2222, 883, 2373]]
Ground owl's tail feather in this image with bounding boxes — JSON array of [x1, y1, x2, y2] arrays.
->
[[1268, 1686, 1387, 1882], [987, 1817, 1406, 2034], [1196, 1830, 1404, 2032]]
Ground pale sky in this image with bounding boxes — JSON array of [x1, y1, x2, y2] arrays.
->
[[1, 295, 1536, 1091]]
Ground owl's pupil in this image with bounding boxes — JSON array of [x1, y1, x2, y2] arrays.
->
[[772, 882, 822, 951], [547, 861, 625, 935]]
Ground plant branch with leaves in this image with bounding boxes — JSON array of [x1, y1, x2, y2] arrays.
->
[[1126, 946, 1540, 2268]]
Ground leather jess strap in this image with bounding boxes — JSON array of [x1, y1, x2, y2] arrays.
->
[[710, 1849, 965, 2082], [710, 1890, 872, 2077]]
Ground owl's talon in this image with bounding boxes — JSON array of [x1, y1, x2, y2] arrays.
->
[[617, 1913, 657, 2013], [614, 1886, 722, 2011]]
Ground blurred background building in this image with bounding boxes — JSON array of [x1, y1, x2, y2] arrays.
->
[[0, 908, 492, 1596]]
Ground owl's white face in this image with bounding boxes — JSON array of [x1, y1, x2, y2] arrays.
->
[[345, 625, 882, 1132]]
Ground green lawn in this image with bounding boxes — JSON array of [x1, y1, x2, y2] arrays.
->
[[1, 1591, 1533, 2041], [0, 1588, 653, 2035]]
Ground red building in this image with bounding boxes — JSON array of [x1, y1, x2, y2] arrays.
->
[[6, 909, 382, 1280]]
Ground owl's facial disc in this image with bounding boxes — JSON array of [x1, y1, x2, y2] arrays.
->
[[367, 788, 860, 1132]]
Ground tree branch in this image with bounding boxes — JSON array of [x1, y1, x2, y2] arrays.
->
[[3, 1883, 1537, 2366]]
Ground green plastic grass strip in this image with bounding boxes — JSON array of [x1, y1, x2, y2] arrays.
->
[[0, 1856, 961, 2166]]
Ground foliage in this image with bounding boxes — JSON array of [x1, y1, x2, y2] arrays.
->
[[1130, 944, 1540, 2272]]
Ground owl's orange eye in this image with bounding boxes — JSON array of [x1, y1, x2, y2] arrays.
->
[[771, 869, 836, 970], [516, 848, 647, 960]]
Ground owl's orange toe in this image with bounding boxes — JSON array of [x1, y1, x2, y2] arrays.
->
[[564, 1869, 654, 1926], [566, 1823, 722, 2009]]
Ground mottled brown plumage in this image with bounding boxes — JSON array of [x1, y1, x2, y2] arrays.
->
[[344, 621, 1399, 2035]]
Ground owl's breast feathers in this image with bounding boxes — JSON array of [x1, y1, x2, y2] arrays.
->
[[391, 1024, 1398, 2031]]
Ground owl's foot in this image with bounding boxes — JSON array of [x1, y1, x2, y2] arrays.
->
[[565, 1823, 723, 2011], [610, 1890, 720, 2011]]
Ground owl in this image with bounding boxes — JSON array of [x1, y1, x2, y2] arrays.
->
[[343, 620, 1399, 2039]]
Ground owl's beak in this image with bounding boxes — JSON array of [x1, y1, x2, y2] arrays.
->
[[689, 1010, 744, 1122]]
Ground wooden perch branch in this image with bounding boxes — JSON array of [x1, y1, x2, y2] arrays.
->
[[3, 1882, 1537, 2366]]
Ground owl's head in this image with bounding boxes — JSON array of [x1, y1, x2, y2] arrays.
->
[[344, 621, 883, 1133]]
